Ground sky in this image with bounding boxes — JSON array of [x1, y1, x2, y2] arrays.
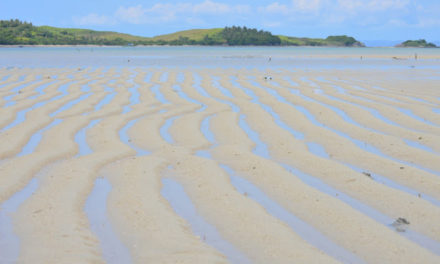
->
[[1, 0, 439, 45]]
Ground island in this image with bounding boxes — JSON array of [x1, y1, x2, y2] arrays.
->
[[1, 19, 364, 47], [396, 39, 437, 48]]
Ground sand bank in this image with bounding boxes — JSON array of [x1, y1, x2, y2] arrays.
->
[[0, 65, 439, 263]]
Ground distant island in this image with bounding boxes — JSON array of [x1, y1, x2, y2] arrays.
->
[[396, 39, 437, 48], [1, 19, 364, 47]]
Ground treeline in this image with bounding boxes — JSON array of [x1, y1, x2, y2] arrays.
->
[[280, 35, 364, 47], [0, 21, 281, 46], [153, 35, 224, 46], [221, 26, 281, 45], [398, 39, 437, 48], [0, 19, 130, 45], [325, 35, 360, 46], [0, 19, 364, 47]]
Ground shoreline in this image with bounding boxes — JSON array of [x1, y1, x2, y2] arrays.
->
[[1, 44, 439, 48], [0, 63, 440, 263], [1, 46, 440, 62]]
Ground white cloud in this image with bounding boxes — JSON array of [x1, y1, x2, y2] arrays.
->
[[115, 5, 148, 24], [111, 1, 250, 25], [193, 0, 230, 14], [260, 2, 290, 15], [185, 17, 208, 26], [115, 3, 192, 24], [416, 18, 440, 28], [337, 0, 409, 13], [262, 20, 283, 28], [259, 0, 329, 16], [387, 19, 408, 27], [292, 0, 324, 12], [72, 0, 439, 32], [73, 13, 115, 26]]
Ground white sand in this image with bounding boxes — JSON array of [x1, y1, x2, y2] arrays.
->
[[0, 65, 439, 263]]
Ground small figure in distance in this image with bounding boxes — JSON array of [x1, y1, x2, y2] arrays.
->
[[268, 56, 271, 62]]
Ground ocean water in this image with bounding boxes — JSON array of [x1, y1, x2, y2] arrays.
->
[[0, 46, 440, 69]]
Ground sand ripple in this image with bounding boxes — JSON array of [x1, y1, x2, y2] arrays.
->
[[0, 67, 439, 263]]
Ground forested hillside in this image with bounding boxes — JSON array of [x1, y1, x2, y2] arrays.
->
[[0, 19, 364, 47], [397, 39, 437, 48]]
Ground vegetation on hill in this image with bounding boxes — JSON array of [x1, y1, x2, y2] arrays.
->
[[279, 35, 364, 47], [397, 39, 437, 48], [0, 19, 145, 45], [151, 28, 223, 43], [221, 26, 281, 45], [150, 26, 281, 45], [0, 19, 364, 47]]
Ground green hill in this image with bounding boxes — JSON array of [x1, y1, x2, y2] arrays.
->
[[152, 28, 223, 41], [279, 35, 365, 47], [0, 19, 149, 45], [397, 39, 437, 48], [152, 26, 281, 45], [0, 19, 364, 47]]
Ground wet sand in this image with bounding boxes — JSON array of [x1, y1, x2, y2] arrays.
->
[[0, 65, 440, 263]]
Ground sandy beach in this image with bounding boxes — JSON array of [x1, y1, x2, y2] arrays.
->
[[0, 60, 440, 263]]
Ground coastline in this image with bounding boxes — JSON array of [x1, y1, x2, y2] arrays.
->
[[1, 46, 440, 62], [0, 64, 440, 263]]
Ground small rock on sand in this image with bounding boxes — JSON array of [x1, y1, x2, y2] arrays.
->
[[391, 217, 410, 232]]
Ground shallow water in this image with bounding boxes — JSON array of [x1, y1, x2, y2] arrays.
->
[[80, 80, 96, 93], [3, 46, 440, 70], [50, 93, 91, 117], [195, 114, 216, 159], [279, 80, 382, 133], [159, 116, 180, 144], [306, 142, 330, 159], [17, 119, 63, 157], [161, 177, 251, 264], [222, 165, 365, 264], [75, 119, 101, 157], [0, 74, 10, 83], [212, 76, 234, 98], [84, 178, 132, 264], [403, 139, 438, 155], [233, 77, 304, 139], [172, 84, 206, 112], [238, 115, 270, 158], [122, 79, 140, 114], [301, 87, 440, 172], [324, 91, 414, 130], [0, 178, 39, 263], [210, 77, 240, 112], [299, 76, 319, 87], [227, 82, 440, 254], [118, 118, 151, 156], [196, 99, 362, 263], [3, 79, 41, 107], [94, 86, 116, 112], [397, 107, 440, 128], [27, 80, 57, 100], [282, 164, 440, 255], [151, 84, 170, 104], [406, 95, 436, 106], [1, 51, 439, 262], [304, 139, 440, 207], [346, 163, 440, 208]]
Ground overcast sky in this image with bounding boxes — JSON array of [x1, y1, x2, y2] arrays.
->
[[2, 0, 439, 45]]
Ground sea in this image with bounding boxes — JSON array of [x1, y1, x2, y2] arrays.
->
[[1, 46, 440, 70]]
